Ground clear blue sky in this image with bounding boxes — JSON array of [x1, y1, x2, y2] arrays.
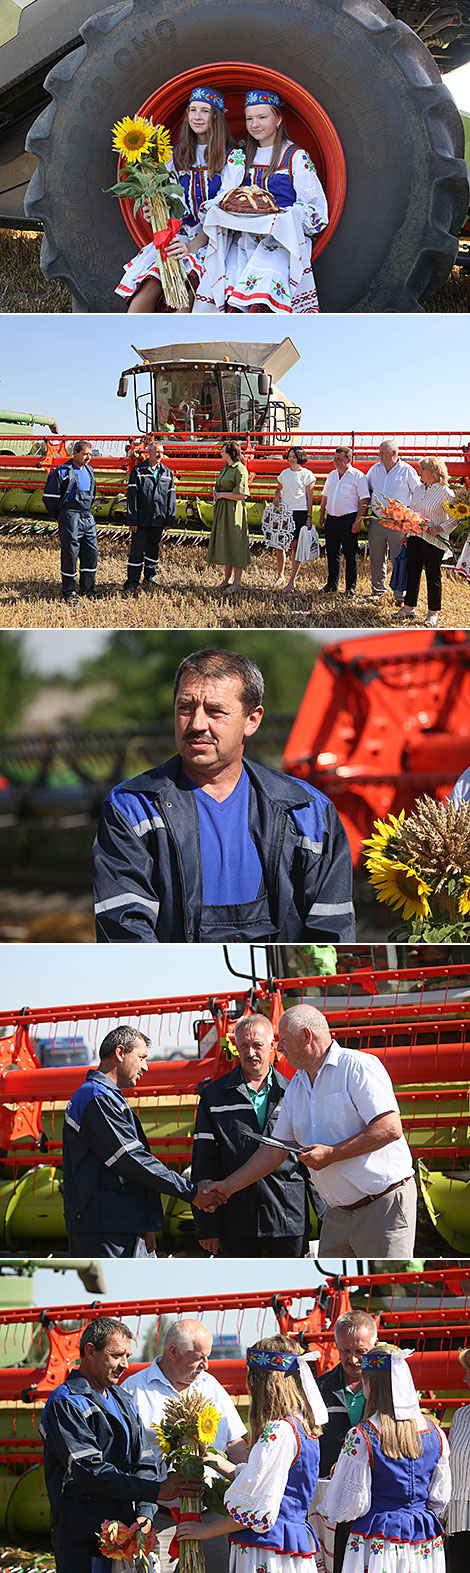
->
[[16, 1260, 359, 1357], [2, 315, 470, 434], [1, 942, 261, 1009]]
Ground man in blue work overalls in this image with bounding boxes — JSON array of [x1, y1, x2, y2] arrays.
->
[[43, 439, 97, 604]]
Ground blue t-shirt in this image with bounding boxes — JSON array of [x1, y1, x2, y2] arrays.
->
[[68, 462, 92, 503], [99, 1387, 132, 1450], [189, 766, 263, 904]]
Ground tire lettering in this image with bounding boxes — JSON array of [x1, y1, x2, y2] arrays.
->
[[155, 20, 177, 41], [114, 49, 135, 69]]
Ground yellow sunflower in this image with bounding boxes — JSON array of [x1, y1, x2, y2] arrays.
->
[[367, 855, 432, 923], [362, 810, 405, 863], [112, 115, 157, 163], [151, 1422, 170, 1454], [155, 123, 173, 162], [197, 1402, 221, 1446], [446, 500, 470, 519], [458, 879, 470, 917]]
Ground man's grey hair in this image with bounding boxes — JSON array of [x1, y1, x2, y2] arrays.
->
[[379, 439, 399, 455], [99, 1024, 152, 1061], [334, 1311, 378, 1346], [234, 1014, 274, 1042], [279, 1004, 330, 1040], [163, 1318, 212, 1354]]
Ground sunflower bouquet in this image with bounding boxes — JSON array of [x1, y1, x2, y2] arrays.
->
[[108, 116, 189, 310], [445, 485, 470, 578], [363, 797, 470, 941], [152, 1392, 223, 1573]]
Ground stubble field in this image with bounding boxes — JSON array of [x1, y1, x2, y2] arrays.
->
[[0, 534, 468, 629]]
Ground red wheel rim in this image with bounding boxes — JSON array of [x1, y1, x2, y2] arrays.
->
[[118, 61, 346, 260]]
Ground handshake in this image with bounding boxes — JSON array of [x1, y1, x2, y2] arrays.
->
[[192, 1179, 231, 1211]]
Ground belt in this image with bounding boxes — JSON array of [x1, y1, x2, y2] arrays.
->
[[338, 1175, 412, 1212]]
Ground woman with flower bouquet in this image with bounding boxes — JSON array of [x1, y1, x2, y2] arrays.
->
[[115, 88, 234, 312], [319, 1345, 450, 1573], [393, 456, 455, 627], [176, 1335, 328, 1573]]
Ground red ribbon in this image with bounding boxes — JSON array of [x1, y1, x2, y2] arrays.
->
[[168, 1506, 201, 1561], [152, 216, 182, 258]]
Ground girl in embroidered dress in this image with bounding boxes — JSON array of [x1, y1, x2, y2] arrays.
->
[[177, 1335, 328, 1573], [193, 90, 328, 314], [116, 87, 234, 312], [320, 1344, 450, 1573]]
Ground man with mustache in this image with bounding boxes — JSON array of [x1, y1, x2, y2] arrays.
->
[[191, 1013, 311, 1256], [93, 646, 355, 943]]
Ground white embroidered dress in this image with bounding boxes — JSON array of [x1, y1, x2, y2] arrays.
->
[[116, 146, 228, 301], [193, 143, 328, 314], [318, 1414, 450, 1573], [224, 1417, 319, 1573]]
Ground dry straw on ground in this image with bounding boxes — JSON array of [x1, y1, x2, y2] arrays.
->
[[2, 226, 470, 312], [0, 535, 468, 629], [0, 231, 72, 312]]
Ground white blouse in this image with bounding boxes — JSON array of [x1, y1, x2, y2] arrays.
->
[[447, 1404, 470, 1534], [204, 142, 328, 236], [224, 1417, 303, 1534], [278, 467, 316, 509], [411, 481, 455, 538], [319, 1414, 451, 1526]]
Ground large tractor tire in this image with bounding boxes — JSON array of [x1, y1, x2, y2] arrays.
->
[[24, 0, 469, 311]]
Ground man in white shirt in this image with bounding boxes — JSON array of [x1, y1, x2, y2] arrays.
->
[[202, 1004, 416, 1258], [366, 441, 419, 601], [123, 1317, 247, 1573], [450, 765, 470, 808], [318, 447, 369, 599]]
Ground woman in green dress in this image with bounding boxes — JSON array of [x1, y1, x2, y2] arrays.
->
[[208, 440, 250, 592]]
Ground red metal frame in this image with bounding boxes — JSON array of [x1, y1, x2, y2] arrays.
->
[[0, 972, 468, 1179], [0, 1273, 468, 1410]]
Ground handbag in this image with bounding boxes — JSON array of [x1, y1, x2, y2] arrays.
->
[[295, 523, 320, 562], [262, 499, 295, 549]]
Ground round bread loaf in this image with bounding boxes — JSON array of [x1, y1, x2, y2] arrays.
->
[[219, 185, 279, 215]]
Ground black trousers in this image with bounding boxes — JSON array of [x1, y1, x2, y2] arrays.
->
[[446, 1532, 470, 1573], [126, 522, 165, 584], [59, 506, 97, 593], [52, 1533, 98, 1573], [219, 1234, 306, 1257], [67, 1229, 139, 1256], [324, 511, 358, 592], [404, 534, 442, 611]]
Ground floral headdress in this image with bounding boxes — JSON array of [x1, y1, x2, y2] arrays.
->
[[245, 90, 281, 107], [190, 87, 225, 111], [362, 1346, 420, 1421], [246, 1346, 329, 1426]]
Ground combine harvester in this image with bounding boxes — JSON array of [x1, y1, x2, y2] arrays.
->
[[0, 960, 469, 1253], [0, 340, 469, 544], [0, 1268, 468, 1539], [282, 628, 470, 864]]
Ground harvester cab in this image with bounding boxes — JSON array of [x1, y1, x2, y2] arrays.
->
[[116, 338, 301, 441]]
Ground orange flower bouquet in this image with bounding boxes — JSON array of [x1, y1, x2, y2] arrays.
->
[[377, 496, 447, 548], [98, 1518, 159, 1571]]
